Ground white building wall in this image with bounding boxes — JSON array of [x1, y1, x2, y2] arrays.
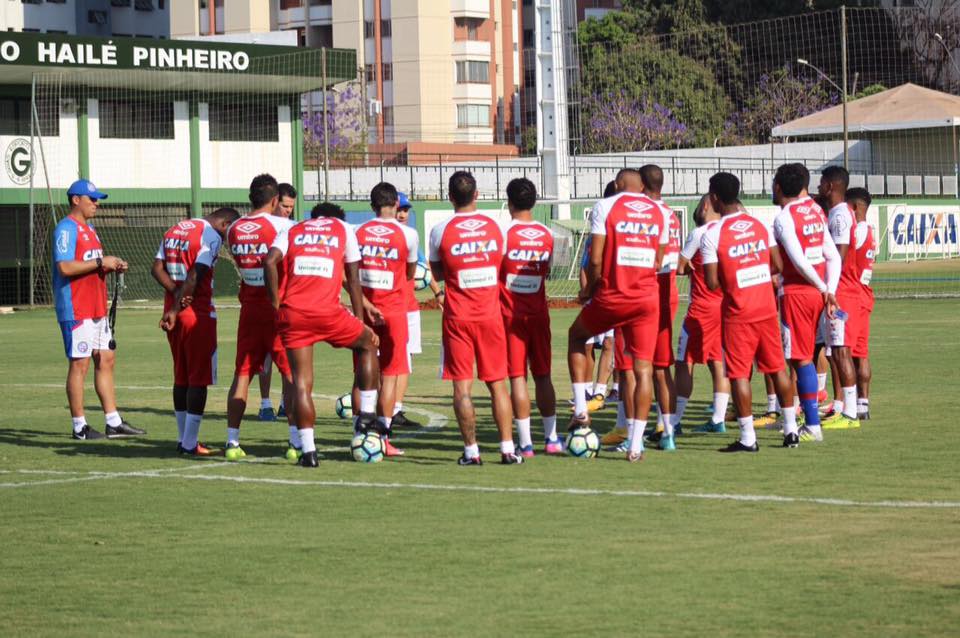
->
[[198, 103, 292, 189], [0, 109, 78, 190]]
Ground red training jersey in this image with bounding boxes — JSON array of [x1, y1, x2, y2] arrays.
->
[[775, 197, 827, 292], [833, 204, 861, 299], [499, 220, 553, 318], [680, 221, 723, 318], [428, 212, 505, 322], [227, 212, 293, 307], [355, 217, 419, 316], [52, 216, 107, 322], [855, 222, 876, 306], [656, 200, 681, 303], [700, 212, 779, 323], [156, 218, 222, 315]]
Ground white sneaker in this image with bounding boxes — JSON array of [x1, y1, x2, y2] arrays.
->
[[798, 425, 823, 443]]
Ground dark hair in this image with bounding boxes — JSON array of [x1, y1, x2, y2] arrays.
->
[[709, 172, 740, 205], [639, 164, 664, 193], [602, 180, 618, 198], [209, 206, 241, 224], [774, 163, 806, 198], [278, 183, 297, 200], [448, 171, 477, 208], [370, 182, 399, 211], [249, 173, 279, 208], [311, 202, 345, 220], [845, 187, 872, 209], [506, 178, 537, 211], [821, 165, 850, 189]]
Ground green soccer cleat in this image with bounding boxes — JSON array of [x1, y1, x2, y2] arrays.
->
[[284, 445, 303, 462], [224, 444, 247, 461], [658, 434, 676, 451], [694, 419, 726, 434], [821, 413, 861, 430]]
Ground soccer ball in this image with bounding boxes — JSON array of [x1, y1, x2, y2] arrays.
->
[[335, 393, 352, 419], [351, 431, 385, 463], [414, 261, 432, 291], [565, 427, 601, 458]]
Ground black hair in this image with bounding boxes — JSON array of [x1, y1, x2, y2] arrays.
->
[[602, 180, 618, 198], [311, 202, 345, 220], [709, 172, 740, 205], [448, 171, 477, 208], [209, 206, 241, 224], [278, 183, 297, 200], [821, 165, 850, 189], [773, 163, 807, 198], [506, 178, 537, 211], [845, 187, 872, 209], [249, 173, 279, 209], [370, 182, 399, 211], [639, 164, 664, 193]]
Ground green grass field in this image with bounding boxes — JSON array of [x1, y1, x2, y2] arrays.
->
[[1, 300, 959, 636]]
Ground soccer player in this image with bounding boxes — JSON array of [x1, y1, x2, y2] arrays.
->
[[222, 175, 297, 461], [153, 207, 240, 455], [355, 182, 419, 456], [569, 168, 668, 463], [700, 172, 799, 451], [675, 193, 731, 433], [256, 182, 298, 421], [845, 187, 876, 420], [264, 202, 382, 468], [429, 171, 521, 465], [499, 178, 560, 457], [53, 179, 143, 440], [772, 163, 841, 442]]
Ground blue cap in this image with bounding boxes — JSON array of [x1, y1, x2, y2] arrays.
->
[[397, 192, 411, 210], [67, 179, 108, 200]]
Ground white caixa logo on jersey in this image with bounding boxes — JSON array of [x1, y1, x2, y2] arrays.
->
[[516, 227, 544, 241], [729, 220, 753, 234], [455, 219, 486, 232], [235, 221, 260, 234], [365, 225, 394, 237]]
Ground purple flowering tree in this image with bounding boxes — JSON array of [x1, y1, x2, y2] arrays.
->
[[303, 83, 365, 166], [582, 90, 693, 153]]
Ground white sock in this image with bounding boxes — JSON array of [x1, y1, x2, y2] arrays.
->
[[393, 402, 402, 416], [288, 425, 299, 447], [793, 395, 800, 410], [464, 443, 480, 459], [737, 415, 756, 447], [612, 382, 619, 392], [299, 428, 316, 453], [542, 415, 557, 442], [260, 398, 272, 410], [378, 416, 392, 434], [817, 373, 827, 392], [662, 414, 674, 437], [833, 399, 843, 413], [616, 401, 627, 428], [857, 398, 870, 414], [359, 390, 377, 413], [782, 406, 798, 436], [227, 427, 240, 446], [594, 383, 608, 397], [712, 392, 730, 424], [676, 396, 689, 422], [72, 416, 87, 433], [104, 411, 122, 428], [175, 410, 186, 442], [182, 413, 202, 450], [766, 394, 778, 413], [628, 420, 646, 454], [842, 387, 857, 418], [515, 417, 532, 448], [500, 439, 516, 455], [572, 382, 589, 417]]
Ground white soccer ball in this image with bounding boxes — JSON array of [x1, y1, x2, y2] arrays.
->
[[351, 431, 385, 463], [414, 261, 432, 291], [565, 426, 601, 458], [335, 393, 352, 419]]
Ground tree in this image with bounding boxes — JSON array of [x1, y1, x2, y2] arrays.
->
[[582, 90, 692, 153], [303, 82, 365, 166]]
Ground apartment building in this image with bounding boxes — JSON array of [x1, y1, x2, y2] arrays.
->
[[0, 0, 169, 38]]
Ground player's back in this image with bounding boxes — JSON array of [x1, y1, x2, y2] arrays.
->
[[708, 212, 777, 322], [656, 201, 682, 279], [228, 213, 292, 306], [429, 211, 505, 322], [158, 219, 220, 314], [831, 204, 861, 299], [855, 222, 876, 305], [355, 217, 417, 315], [777, 197, 827, 292], [499, 220, 553, 317], [277, 216, 355, 314], [52, 216, 107, 322]]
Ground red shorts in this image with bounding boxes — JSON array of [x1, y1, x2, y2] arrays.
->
[[678, 306, 723, 365], [579, 295, 659, 362], [503, 313, 552, 378], [613, 327, 632, 372], [234, 303, 291, 377], [441, 316, 508, 382], [780, 290, 825, 362], [277, 305, 365, 350], [722, 316, 785, 380], [653, 280, 679, 368], [370, 312, 409, 376], [853, 301, 873, 358], [167, 308, 217, 387], [827, 294, 864, 351]]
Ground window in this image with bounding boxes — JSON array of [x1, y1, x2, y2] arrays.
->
[[309, 0, 332, 5], [208, 102, 278, 142], [380, 19, 391, 37], [99, 99, 174, 139], [134, 0, 155, 10], [383, 106, 394, 126], [382, 63, 392, 81], [111, 0, 132, 7], [456, 60, 489, 84], [280, 0, 302, 8], [88, 10, 108, 24], [364, 20, 374, 38], [523, 29, 534, 47], [457, 104, 489, 128], [364, 64, 374, 82], [0, 97, 59, 137], [454, 17, 482, 40]]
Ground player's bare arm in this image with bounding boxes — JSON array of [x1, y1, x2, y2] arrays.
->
[[704, 262, 720, 291], [151, 258, 178, 294], [429, 260, 445, 283], [58, 255, 127, 278], [263, 247, 283, 311], [579, 233, 604, 302], [769, 245, 784, 275], [361, 295, 384, 326], [343, 261, 368, 323], [160, 263, 208, 331]]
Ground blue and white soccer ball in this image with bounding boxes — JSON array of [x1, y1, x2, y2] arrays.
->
[[335, 393, 352, 419], [414, 261, 432, 291], [565, 426, 601, 458], [350, 431, 385, 463]]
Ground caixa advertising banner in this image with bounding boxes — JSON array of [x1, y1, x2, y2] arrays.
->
[[887, 205, 960, 257]]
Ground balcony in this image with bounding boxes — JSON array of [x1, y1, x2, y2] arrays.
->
[[452, 83, 491, 101], [452, 40, 491, 58], [450, 0, 489, 19]]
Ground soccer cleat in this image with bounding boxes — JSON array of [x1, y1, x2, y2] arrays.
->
[[606, 388, 620, 403], [500, 452, 525, 465], [72, 425, 105, 440], [674, 423, 684, 437], [658, 435, 676, 451], [782, 432, 799, 448], [821, 413, 860, 430], [179, 442, 217, 457], [382, 437, 405, 457], [858, 411, 870, 421], [277, 404, 286, 418], [299, 450, 319, 467], [626, 450, 645, 463], [568, 413, 591, 432], [358, 412, 384, 435], [258, 407, 276, 422], [798, 426, 823, 443], [519, 445, 535, 458], [614, 440, 630, 453], [391, 410, 422, 429], [754, 411, 779, 428], [645, 430, 663, 444], [820, 404, 837, 419], [585, 393, 606, 413], [600, 426, 628, 446], [694, 419, 726, 434], [544, 439, 563, 455], [719, 440, 759, 453], [224, 444, 246, 461], [457, 455, 483, 466], [105, 421, 146, 438], [284, 445, 302, 462]]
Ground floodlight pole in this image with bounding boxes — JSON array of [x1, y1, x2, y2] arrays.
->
[[797, 56, 848, 170], [841, 5, 849, 170], [28, 74, 35, 307], [322, 47, 329, 201]]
